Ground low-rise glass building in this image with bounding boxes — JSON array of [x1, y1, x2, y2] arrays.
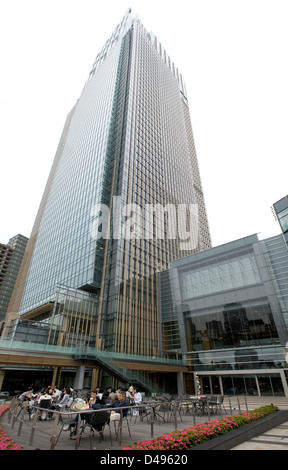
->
[[159, 234, 288, 396]]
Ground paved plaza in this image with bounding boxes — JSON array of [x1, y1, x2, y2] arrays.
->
[[1, 396, 288, 451]]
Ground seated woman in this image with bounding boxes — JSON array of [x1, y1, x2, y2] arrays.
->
[[37, 389, 52, 420], [49, 387, 71, 419], [57, 388, 71, 409], [132, 388, 142, 415]]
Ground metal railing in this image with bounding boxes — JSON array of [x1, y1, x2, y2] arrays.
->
[[75, 348, 166, 395], [4, 394, 233, 450], [7, 398, 184, 449], [0, 338, 186, 395]]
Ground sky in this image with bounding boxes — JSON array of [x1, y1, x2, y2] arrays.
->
[[0, 0, 287, 248]]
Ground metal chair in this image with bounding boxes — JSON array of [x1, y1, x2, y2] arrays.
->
[[170, 399, 183, 423], [112, 409, 131, 442], [184, 398, 198, 415], [36, 399, 53, 420], [207, 395, 226, 414], [154, 400, 173, 424], [17, 398, 34, 420], [195, 397, 208, 415], [79, 410, 112, 448], [216, 395, 226, 414], [137, 398, 153, 422], [53, 398, 78, 445], [207, 395, 218, 413]]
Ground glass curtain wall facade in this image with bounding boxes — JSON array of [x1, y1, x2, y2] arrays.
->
[[273, 195, 288, 248], [0, 234, 28, 323], [159, 234, 288, 396], [7, 10, 211, 358]]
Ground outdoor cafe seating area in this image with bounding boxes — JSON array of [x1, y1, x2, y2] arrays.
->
[[4, 393, 228, 450], [135, 394, 226, 424]]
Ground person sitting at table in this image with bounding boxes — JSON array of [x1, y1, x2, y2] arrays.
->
[[132, 388, 142, 415], [108, 388, 118, 404], [101, 388, 112, 405], [18, 387, 34, 404], [18, 387, 36, 417], [108, 391, 129, 421], [37, 389, 52, 420], [65, 389, 105, 439], [49, 387, 71, 419], [57, 387, 71, 409], [52, 386, 62, 404]]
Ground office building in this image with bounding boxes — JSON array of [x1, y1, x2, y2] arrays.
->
[[273, 195, 288, 248], [4, 10, 211, 389], [159, 234, 288, 396]]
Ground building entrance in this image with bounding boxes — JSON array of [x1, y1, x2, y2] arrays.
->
[[199, 372, 287, 397]]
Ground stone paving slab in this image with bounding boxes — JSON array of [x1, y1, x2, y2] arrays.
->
[[2, 396, 288, 451], [231, 422, 288, 450], [1, 406, 218, 451], [2, 398, 244, 451]]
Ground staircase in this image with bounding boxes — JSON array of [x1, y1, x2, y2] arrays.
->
[[73, 348, 165, 395]]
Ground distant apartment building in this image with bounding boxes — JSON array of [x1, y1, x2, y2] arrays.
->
[[0, 234, 28, 323]]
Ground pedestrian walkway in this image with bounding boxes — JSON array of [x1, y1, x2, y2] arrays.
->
[[231, 421, 288, 450], [229, 396, 288, 450]]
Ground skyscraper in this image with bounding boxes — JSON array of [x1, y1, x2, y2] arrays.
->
[[8, 10, 211, 359], [273, 195, 288, 248], [0, 234, 28, 324]]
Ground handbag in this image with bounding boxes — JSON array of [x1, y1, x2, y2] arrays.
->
[[73, 400, 90, 411]]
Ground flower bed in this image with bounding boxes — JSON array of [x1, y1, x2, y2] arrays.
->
[[122, 405, 278, 451], [0, 405, 23, 450]]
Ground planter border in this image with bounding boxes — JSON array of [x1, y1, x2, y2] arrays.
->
[[191, 409, 288, 450]]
